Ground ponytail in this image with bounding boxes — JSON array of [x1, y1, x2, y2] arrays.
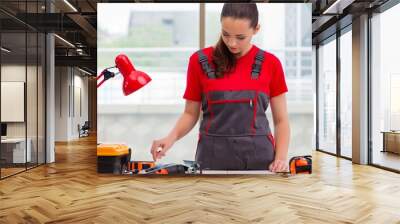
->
[[212, 36, 236, 78]]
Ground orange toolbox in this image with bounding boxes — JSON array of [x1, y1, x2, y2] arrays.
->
[[97, 144, 131, 174]]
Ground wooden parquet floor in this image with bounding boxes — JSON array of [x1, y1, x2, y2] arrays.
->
[[1, 135, 400, 224], [1, 167, 26, 178]]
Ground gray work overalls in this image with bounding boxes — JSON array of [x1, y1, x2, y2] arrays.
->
[[195, 49, 276, 170]]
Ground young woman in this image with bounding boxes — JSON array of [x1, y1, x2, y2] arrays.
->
[[151, 3, 290, 172]]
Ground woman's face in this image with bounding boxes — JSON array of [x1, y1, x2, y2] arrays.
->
[[221, 17, 259, 56]]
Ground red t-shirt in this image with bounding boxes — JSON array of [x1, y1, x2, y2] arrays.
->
[[183, 45, 288, 102]]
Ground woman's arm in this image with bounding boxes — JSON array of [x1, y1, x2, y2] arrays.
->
[[151, 100, 201, 160], [269, 93, 290, 172], [167, 100, 201, 142]]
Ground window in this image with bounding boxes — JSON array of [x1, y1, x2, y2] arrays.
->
[[284, 5, 298, 47], [301, 69, 312, 77], [340, 29, 352, 158], [371, 3, 400, 171], [98, 3, 199, 108], [0, 1, 46, 179], [318, 37, 337, 154]]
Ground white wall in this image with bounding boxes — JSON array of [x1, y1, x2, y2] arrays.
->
[[55, 67, 69, 141], [72, 73, 89, 138], [54, 67, 89, 141]]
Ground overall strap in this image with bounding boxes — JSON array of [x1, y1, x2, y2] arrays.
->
[[251, 49, 265, 80], [197, 50, 216, 79]]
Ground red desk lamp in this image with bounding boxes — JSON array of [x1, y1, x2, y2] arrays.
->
[[97, 54, 152, 95]]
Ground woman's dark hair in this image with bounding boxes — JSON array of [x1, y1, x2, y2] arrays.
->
[[212, 3, 259, 78]]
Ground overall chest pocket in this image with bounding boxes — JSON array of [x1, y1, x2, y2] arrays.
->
[[206, 91, 256, 136]]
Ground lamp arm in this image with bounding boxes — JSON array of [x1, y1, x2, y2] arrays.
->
[[97, 68, 116, 88]]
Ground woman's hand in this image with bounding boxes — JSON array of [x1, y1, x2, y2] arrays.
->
[[150, 135, 176, 161], [268, 159, 288, 173]]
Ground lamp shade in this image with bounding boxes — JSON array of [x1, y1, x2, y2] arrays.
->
[[115, 54, 152, 96]]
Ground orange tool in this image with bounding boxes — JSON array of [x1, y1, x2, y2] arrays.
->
[[129, 161, 155, 172], [289, 155, 312, 174]]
